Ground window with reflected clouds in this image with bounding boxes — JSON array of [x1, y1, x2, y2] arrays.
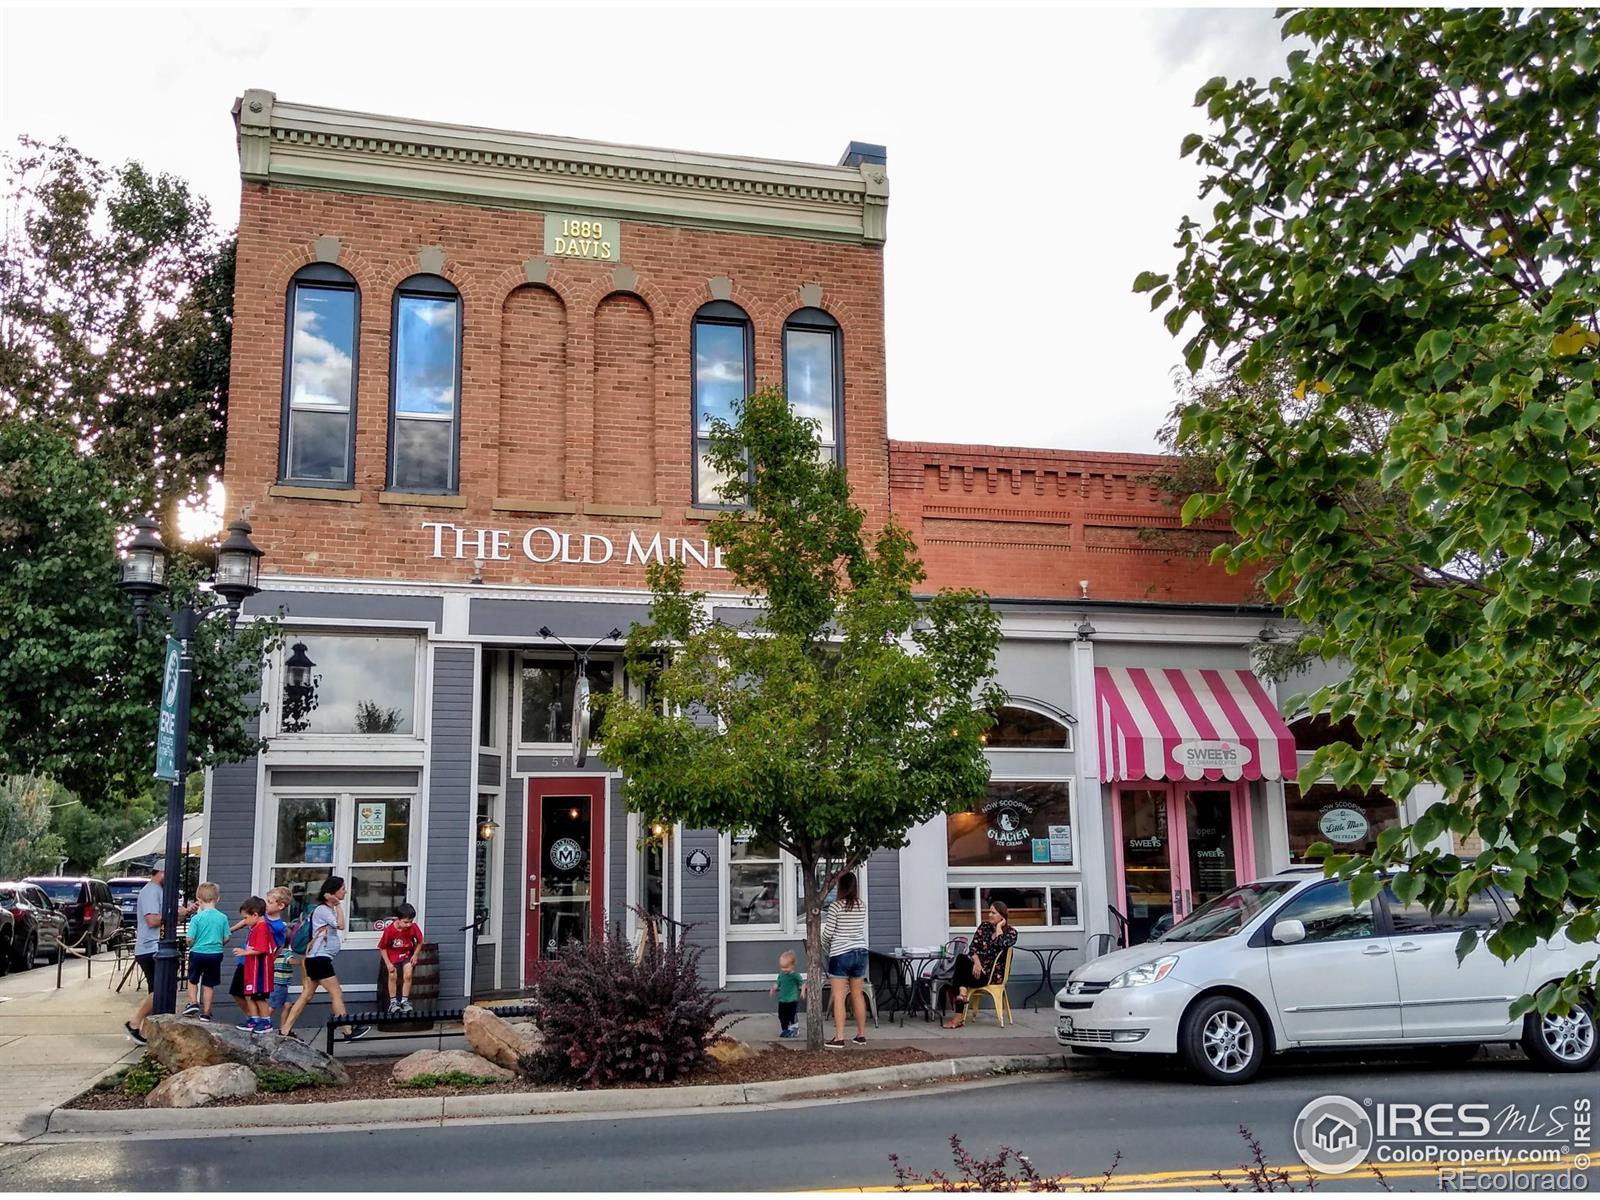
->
[[282, 265, 359, 484], [389, 276, 461, 492], [277, 634, 418, 735], [782, 308, 841, 465], [692, 302, 752, 505]]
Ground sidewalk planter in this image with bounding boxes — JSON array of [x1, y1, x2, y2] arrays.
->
[[47, 1053, 1069, 1135]]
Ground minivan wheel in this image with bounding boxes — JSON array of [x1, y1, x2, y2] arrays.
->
[[1182, 995, 1266, 1084], [1521, 998, 1598, 1072]]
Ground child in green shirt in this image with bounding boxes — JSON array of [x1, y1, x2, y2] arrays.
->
[[770, 949, 805, 1039], [183, 882, 231, 1020]]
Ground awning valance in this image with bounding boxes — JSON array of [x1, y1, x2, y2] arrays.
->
[[1095, 666, 1297, 783]]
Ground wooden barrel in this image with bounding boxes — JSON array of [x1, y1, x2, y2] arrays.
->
[[374, 942, 439, 1032]]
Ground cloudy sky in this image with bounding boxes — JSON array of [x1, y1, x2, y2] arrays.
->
[[0, 4, 1293, 455]]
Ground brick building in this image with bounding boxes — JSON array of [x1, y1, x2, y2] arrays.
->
[[205, 92, 1412, 1014]]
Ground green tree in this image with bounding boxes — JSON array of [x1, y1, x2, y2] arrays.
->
[[0, 775, 67, 878], [0, 136, 235, 520], [598, 386, 1004, 1049], [1137, 8, 1600, 1012], [0, 418, 278, 805]]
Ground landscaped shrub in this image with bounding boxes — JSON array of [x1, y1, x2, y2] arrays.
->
[[520, 921, 725, 1087], [116, 1055, 168, 1097]]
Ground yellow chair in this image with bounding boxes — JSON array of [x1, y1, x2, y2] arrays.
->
[[963, 947, 1015, 1027]]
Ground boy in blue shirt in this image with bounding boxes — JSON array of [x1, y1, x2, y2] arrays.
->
[[183, 882, 231, 1021]]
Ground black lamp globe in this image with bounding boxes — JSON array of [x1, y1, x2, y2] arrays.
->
[[284, 641, 316, 691], [213, 518, 264, 611], [119, 515, 169, 593]]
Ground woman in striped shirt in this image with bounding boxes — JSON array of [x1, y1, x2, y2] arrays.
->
[[822, 872, 869, 1048]]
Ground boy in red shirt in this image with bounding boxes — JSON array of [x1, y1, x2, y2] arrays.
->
[[378, 902, 424, 1014], [231, 896, 277, 1033]]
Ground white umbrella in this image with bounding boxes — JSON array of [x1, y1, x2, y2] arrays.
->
[[104, 812, 204, 865]]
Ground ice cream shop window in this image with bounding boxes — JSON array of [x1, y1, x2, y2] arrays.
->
[[947, 781, 1075, 869]]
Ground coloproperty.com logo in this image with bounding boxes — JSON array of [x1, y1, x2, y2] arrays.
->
[[1293, 1092, 1592, 1189]]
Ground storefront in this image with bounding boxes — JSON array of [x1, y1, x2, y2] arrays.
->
[[201, 91, 1431, 1007]]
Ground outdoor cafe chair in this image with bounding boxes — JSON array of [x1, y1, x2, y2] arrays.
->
[[962, 946, 1015, 1027]]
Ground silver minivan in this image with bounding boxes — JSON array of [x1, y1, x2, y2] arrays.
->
[[1056, 868, 1598, 1083]]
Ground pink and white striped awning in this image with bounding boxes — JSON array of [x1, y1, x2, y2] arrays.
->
[[1095, 666, 1298, 783]]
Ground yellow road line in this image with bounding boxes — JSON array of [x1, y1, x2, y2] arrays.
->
[[831, 1153, 1591, 1192]]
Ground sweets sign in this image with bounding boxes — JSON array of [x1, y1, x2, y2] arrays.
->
[[422, 522, 727, 571]]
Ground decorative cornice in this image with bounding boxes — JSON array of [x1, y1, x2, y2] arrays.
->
[[235, 90, 888, 246]]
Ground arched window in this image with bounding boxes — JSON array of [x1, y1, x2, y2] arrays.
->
[[389, 274, 462, 493], [782, 307, 843, 465], [985, 703, 1073, 750], [281, 264, 359, 485], [691, 300, 753, 506]]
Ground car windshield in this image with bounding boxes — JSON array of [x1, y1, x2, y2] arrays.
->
[[109, 882, 144, 900], [33, 881, 81, 904], [1157, 881, 1301, 943]]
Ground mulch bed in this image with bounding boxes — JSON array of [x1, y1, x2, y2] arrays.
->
[[67, 1045, 932, 1110]]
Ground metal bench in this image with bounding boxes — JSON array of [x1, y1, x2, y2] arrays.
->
[[323, 1002, 538, 1056]]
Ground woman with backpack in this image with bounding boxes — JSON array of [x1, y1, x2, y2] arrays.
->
[[278, 876, 370, 1042]]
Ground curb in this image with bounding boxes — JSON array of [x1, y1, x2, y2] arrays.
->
[[45, 1052, 1069, 1135]]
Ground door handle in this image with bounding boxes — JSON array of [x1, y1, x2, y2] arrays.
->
[[528, 874, 539, 909], [1362, 946, 1390, 957], [1394, 942, 1421, 953]]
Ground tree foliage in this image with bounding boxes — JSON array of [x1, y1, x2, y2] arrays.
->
[[598, 385, 1003, 1048], [1138, 8, 1600, 1007], [0, 775, 66, 878], [1, 136, 235, 520], [0, 418, 277, 805]]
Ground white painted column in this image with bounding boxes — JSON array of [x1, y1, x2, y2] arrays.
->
[[900, 813, 950, 948], [1071, 636, 1110, 939]]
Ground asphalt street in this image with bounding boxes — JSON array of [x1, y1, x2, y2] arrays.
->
[[0, 1054, 1592, 1192]]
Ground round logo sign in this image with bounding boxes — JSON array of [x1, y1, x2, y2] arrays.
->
[[1317, 805, 1369, 845], [1293, 1094, 1374, 1174], [685, 848, 712, 875], [162, 647, 181, 707], [549, 837, 584, 872]]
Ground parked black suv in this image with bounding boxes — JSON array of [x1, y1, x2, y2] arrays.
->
[[24, 877, 122, 954], [107, 877, 152, 933], [1, 881, 67, 969], [0, 904, 12, 974]]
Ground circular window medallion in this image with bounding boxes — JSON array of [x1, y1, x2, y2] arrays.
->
[[549, 837, 585, 871], [1317, 804, 1369, 845]]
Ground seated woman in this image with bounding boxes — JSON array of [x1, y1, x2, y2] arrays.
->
[[942, 901, 1017, 1028]]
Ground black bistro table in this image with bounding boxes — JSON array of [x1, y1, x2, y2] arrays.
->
[[869, 948, 955, 1024], [1013, 944, 1077, 1010]]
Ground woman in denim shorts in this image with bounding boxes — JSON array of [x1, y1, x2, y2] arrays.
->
[[822, 872, 869, 1049]]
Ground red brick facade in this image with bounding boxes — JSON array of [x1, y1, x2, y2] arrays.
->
[[890, 441, 1257, 604], [225, 184, 888, 591]]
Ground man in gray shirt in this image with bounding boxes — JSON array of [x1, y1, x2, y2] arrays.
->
[[126, 860, 165, 1044]]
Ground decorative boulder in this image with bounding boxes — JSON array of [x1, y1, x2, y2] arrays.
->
[[462, 1005, 543, 1071], [706, 1037, 757, 1065], [143, 1015, 349, 1085], [392, 1048, 514, 1084], [145, 1063, 258, 1108]]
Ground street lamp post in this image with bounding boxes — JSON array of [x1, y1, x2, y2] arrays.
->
[[118, 514, 264, 1018]]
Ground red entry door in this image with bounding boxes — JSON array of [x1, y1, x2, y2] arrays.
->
[[525, 777, 606, 986]]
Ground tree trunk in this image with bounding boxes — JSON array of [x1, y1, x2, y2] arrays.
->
[[802, 859, 827, 1051]]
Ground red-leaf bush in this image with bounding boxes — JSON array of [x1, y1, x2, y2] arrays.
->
[[520, 922, 726, 1087]]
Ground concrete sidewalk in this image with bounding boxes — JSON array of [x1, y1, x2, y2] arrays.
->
[[0, 953, 144, 1142]]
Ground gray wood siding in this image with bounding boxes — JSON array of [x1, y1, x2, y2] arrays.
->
[[500, 777, 524, 990], [680, 828, 721, 988], [207, 711, 260, 908], [425, 647, 474, 999], [866, 846, 901, 948], [608, 785, 627, 934]]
